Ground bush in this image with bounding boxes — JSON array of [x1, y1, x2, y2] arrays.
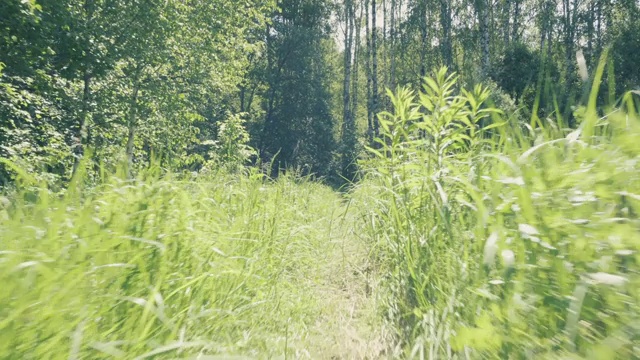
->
[[492, 43, 540, 100], [611, 19, 640, 95], [201, 112, 257, 173]]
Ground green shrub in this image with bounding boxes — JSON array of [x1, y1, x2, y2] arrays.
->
[[201, 112, 257, 173], [492, 43, 541, 100]]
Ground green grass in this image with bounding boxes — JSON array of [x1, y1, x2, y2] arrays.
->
[[0, 169, 386, 359]]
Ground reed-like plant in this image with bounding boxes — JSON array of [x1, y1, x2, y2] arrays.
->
[[359, 64, 640, 358]]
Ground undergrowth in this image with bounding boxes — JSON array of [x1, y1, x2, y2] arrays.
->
[[0, 167, 381, 359], [356, 64, 640, 358]]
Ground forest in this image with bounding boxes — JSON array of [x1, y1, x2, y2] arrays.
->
[[1, 0, 640, 358]]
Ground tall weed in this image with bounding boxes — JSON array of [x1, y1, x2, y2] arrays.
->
[[359, 66, 640, 358]]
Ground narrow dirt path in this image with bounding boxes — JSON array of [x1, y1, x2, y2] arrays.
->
[[302, 199, 391, 359]]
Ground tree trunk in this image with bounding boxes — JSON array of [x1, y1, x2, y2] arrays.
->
[[419, 2, 428, 78], [72, 0, 94, 177], [72, 68, 92, 176], [343, 0, 353, 123], [512, 0, 520, 42], [389, 0, 396, 90], [563, 0, 575, 84], [342, 0, 353, 146], [440, 0, 452, 67], [596, 0, 602, 52], [126, 72, 141, 177], [371, 0, 379, 140], [365, 0, 373, 143], [503, 0, 511, 45], [260, 25, 277, 160], [587, 0, 595, 62], [539, 0, 549, 52], [382, 0, 387, 92], [239, 85, 246, 113], [352, 1, 362, 120], [476, 0, 491, 76], [341, 0, 357, 180], [547, 0, 553, 57]]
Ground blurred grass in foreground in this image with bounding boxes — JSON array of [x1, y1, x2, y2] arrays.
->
[[0, 167, 387, 358]]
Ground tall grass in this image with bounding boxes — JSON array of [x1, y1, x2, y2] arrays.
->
[[357, 65, 640, 358], [0, 167, 375, 358]]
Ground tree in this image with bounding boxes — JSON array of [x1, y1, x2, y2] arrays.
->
[[371, 0, 380, 140], [259, 0, 337, 177], [492, 43, 540, 99], [340, 0, 359, 181], [0, 0, 275, 182], [610, 18, 640, 96], [474, 0, 491, 76]]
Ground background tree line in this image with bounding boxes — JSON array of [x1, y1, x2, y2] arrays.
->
[[333, 0, 639, 181], [1, 0, 275, 183], [1, 0, 639, 185]]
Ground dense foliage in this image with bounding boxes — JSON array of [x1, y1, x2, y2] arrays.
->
[[1, 0, 275, 183], [3, 0, 639, 184]]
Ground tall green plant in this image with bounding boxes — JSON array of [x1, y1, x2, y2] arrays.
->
[[203, 112, 257, 172], [359, 66, 640, 358], [0, 166, 360, 358], [361, 67, 503, 355]]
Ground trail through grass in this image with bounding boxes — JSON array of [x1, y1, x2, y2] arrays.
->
[[0, 171, 387, 359]]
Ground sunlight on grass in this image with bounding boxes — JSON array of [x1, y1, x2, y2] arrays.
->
[[0, 169, 386, 358], [2, 63, 639, 359]]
